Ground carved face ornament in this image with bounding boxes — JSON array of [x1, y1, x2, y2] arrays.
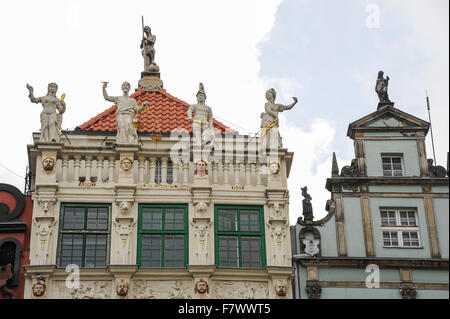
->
[[195, 160, 208, 176], [42, 156, 55, 173], [269, 162, 280, 174], [116, 280, 129, 297], [32, 280, 46, 297], [120, 157, 133, 172], [195, 280, 209, 295], [275, 281, 287, 297]]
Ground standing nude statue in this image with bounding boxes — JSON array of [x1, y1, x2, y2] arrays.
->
[[26, 83, 66, 143], [102, 82, 147, 144], [140, 25, 157, 72], [260, 88, 297, 149]]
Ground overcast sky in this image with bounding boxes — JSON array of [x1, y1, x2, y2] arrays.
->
[[0, 0, 448, 224]]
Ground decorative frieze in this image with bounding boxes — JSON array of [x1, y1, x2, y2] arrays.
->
[[133, 280, 193, 299], [212, 281, 269, 299]]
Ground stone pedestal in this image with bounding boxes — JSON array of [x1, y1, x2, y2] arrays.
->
[[138, 71, 163, 91], [377, 102, 394, 110]]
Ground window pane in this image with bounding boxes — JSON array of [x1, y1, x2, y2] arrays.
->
[[218, 210, 237, 231], [240, 210, 260, 232], [142, 208, 162, 230], [60, 234, 83, 267], [165, 208, 185, 230], [164, 235, 185, 267], [84, 234, 107, 268], [63, 207, 85, 229], [87, 207, 109, 230], [241, 237, 261, 268], [218, 236, 239, 268], [141, 235, 162, 267], [155, 160, 161, 184]]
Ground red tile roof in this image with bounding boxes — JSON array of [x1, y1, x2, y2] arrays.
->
[[76, 89, 233, 134]]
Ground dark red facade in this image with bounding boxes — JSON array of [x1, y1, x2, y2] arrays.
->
[[0, 183, 32, 299]]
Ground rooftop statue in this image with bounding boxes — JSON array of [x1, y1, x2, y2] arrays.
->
[[260, 88, 297, 149], [140, 22, 158, 73], [26, 83, 66, 143], [102, 82, 147, 144], [187, 83, 214, 146], [301, 186, 313, 222], [375, 71, 391, 104]]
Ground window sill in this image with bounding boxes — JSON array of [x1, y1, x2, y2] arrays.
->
[[382, 246, 423, 249]]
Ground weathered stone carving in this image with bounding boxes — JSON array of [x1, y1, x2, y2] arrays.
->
[[274, 280, 287, 299], [120, 157, 134, 175], [26, 83, 66, 143], [36, 197, 56, 214], [260, 88, 297, 149], [306, 280, 322, 299], [427, 159, 447, 177], [118, 200, 133, 216], [187, 83, 214, 146], [303, 239, 320, 256], [140, 25, 158, 73], [194, 202, 208, 215], [71, 281, 111, 299], [134, 280, 192, 299], [301, 186, 313, 222], [340, 159, 358, 177], [42, 155, 56, 174], [102, 82, 145, 144], [116, 279, 130, 299], [32, 274, 46, 298], [194, 160, 208, 177], [375, 71, 391, 104], [113, 219, 136, 264], [0, 264, 14, 299], [269, 161, 280, 175], [33, 218, 56, 265], [212, 281, 269, 299], [400, 285, 417, 299], [194, 279, 209, 299], [192, 220, 212, 265]]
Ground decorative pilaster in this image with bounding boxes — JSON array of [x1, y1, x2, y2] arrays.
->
[[334, 196, 347, 256], [96, 156, 104, 183], [361, 196, 375, 257]]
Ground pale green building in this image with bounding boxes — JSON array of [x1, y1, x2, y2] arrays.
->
[[291, 104, 449, 299]]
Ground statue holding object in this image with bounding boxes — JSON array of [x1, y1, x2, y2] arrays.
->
[[26, 83, 66, 143], [375, 71, 393, 107], [140, 17, 158, 73], [102, 82, 148, 144], [187, 83, 214, 146], [260, 88, 297, 149]]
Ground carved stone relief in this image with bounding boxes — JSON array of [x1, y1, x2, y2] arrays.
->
[[33, 218, 56, 265], [133, 280, 193, 299], [116, 279, 130, 299], [70, 281, 111, 299], [194, 279, 209, 299], [113, 218, 136, 264], [274, 280, 288, 299], [212, 281, 269, 299]]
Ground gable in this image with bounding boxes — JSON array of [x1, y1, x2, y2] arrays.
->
[[347, 106, 429, 138]]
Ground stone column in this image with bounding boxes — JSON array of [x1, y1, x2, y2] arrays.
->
[[73, 155, 81, 182], [172, 159, 179, 185], [85, 156, 92, 182], [161, 157, 168, 184], [212, 161, 219, 184], [245, 161, 252, 186], [61, 155, 69, 182], [183, 161, 189, 184], [256, 162, 262, 186], [223, 161, 230, 184], [234, 160, 241, 185], [97, 156, 104, 183], [108, 156, 116, 183], [149, 157, 156, 184], [138, 156, 145, 184]]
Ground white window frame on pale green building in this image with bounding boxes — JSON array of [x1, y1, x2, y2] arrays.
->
[[381, 155, 405, 177], [380, 208, 422, 248]]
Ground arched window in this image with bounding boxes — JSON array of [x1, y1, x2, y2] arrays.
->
[[0, 238, 22, 287]]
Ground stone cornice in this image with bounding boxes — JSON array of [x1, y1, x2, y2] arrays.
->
[[294, 256, 449, 270], [326, 176, 449, 192]]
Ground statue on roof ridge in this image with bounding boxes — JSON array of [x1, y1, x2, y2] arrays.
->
[[260, 88, 297, 149], [375, 71, 392, 104], [187, 82, 214, 147], [26, 82, 66, 143], [140, 19, 159, 73], [102, 81, 147, 144]]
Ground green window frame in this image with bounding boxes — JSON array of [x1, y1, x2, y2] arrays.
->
[[57, 203, 111, 268], [137, 204, 188, 268], [214, 205, 266, 269]]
